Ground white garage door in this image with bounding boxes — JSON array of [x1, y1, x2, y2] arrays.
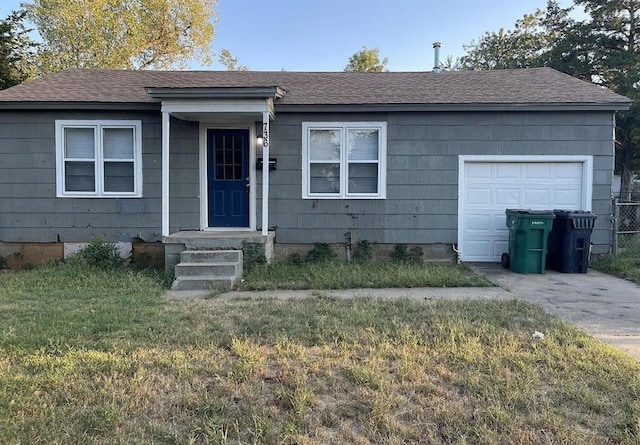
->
[[459, 158, 590, 262]]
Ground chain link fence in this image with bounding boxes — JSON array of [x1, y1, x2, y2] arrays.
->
[[613, 200, 640, 257]]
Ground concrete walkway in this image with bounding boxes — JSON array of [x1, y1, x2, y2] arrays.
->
[[470, 263, 640, 360], [165, 265, 640, 360], [164, 286, 513, 301]]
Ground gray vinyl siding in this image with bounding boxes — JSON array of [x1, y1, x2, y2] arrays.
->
[[264, 111, 615, 253], [0, 111, 199, 243], [0, 108, 616, 253]]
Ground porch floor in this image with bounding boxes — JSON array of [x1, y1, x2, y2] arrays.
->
[[163, 230, 274, 245]]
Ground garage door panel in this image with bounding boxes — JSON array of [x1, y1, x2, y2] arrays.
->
[[466, 189, 491, 206], [553, 189, 582, 207], [464, 213, 492, 230], [466, 163, 492, 178], [492, 214, 508, 231], [496, 163, 521, 178], [493, 240, 508, 257], [525, 164, 551, 179], [494, 189, 521, 206], [461, 161, 585, 262], [556, 163, 583, 179], [523, 189, 551, 207], [464, 240, 491, 257], [464, 210, 509, 230]]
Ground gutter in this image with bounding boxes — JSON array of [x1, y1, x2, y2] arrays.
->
[[0, 100, 631, 113], [275, 102, 632, 113]]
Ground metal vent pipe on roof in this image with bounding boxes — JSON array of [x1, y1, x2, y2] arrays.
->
[[433, 42, 441, 74]]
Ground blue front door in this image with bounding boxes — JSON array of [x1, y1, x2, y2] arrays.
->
[[207, 129, 250, 227]]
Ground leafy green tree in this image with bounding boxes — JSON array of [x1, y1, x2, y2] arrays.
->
[[26, 0, 217, 74], [0, 10, 37, 89], [571, 0, 640, 199], [460, 8, 566, 70], [218, 48, 248, 71], [344, 46, 388, 72]]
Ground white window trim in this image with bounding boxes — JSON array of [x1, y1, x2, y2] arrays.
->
[[302, 121, 387, 199], [55, 120, 143, 198]]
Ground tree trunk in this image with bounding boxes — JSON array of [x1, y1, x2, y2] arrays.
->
[[620, 166, 634, 201]]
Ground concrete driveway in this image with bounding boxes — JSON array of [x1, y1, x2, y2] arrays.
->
[[470, 263, 640, 360]]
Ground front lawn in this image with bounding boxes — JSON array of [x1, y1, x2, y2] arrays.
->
[[1, 264, 639, 444], [240, 260, 491, 290]]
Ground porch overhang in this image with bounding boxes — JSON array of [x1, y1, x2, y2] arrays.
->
[[150, 87, 283, 239], [146, 86, 284, 100], [147, 86, 282, 121]]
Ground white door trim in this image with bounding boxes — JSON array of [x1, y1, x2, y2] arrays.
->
[[457, 155, 593, 261], [199, 123, 257, 231]]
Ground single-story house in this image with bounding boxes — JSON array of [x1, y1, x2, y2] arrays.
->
[[0, 68, 631, 285]]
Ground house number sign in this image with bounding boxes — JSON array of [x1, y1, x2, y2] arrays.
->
[[262, 122, 269, 149]]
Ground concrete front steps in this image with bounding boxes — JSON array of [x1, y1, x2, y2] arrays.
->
[[171, 249, 243, 291]]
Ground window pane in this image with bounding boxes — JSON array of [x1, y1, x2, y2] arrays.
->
[[310, 129, 341, 161], [233, 134, 242, 151], [104, 162, 134, 192], [65, 161, 95, 192], [348, 129, 378, 161], [65, 128, 95, 159], [310, 163, 340, 193], [104, 128, 134, 159], [348, 163, 378, 194]]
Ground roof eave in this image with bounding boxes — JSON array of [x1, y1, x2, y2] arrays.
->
[[0, 100, 630, 113], [0, 101, 160, 111], [275, 102, 632, 112]]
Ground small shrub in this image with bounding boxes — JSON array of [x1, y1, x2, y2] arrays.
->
[[306, 243, 337, 263], [242, 243, 267, 271], [0, 255, 6, 270], [408, 246, 424, 263], [160, 269, 175, 289], [70, 239, 123, 269], [353, 240, 372, 262], [391, 244, 423, 264], [285, 253, 304, 266], [391, 244, 408, 263]]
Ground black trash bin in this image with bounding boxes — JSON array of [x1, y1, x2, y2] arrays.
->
[[546, 210, 597, 273]]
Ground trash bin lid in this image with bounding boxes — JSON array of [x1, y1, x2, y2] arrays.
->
[[505, 208, 555, 215], [552, 209, 595, 218]]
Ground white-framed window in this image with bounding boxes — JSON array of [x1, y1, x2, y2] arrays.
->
[[302, 122, 387, 199], [55, 120, 143, 198]]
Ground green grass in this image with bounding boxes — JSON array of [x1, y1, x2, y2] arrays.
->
[[241, 260, 491, 290], [2, 264, 640, 444], [592, 254, 640, 285]]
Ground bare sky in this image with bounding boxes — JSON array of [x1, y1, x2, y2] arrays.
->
[[0, 0, 577, 71]]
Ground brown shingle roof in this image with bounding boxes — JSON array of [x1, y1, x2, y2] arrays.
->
[[0, 67, 630, 107]]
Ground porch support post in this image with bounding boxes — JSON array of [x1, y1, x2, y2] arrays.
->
[[261, 111, 269, 236], [162, 111, 170, 238]]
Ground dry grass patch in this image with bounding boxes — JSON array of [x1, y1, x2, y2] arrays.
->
[[1, 264, 640, 443]]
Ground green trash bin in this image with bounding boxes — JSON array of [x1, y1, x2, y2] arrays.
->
[[502, 209, 555, 274]]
